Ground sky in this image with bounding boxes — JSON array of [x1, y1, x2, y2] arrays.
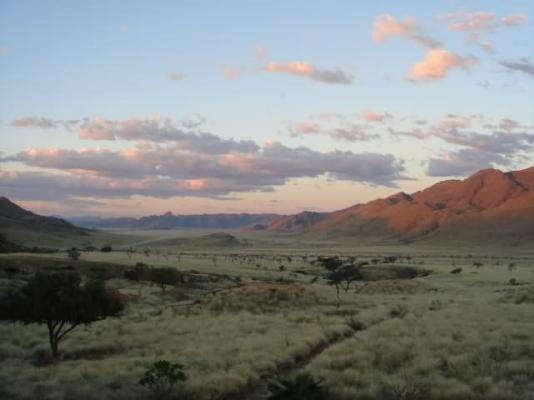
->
[[0, 0, 533, 217]]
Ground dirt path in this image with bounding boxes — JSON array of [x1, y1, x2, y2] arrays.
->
[[223, 329, 355, 400]]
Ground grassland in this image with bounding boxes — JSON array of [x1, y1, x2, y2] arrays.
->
[[0, 229, 533, 400]]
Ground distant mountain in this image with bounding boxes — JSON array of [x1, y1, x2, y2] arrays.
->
[[0, 196, 89, 249], [68, 211, 281, 230], [263, 211, 328, 233], [265, 167, 534, 245]]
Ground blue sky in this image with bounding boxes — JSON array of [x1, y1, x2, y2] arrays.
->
[[0, 1, 533, 216]]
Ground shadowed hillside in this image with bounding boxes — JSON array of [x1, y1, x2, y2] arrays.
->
[[0, 196, 90, 247]]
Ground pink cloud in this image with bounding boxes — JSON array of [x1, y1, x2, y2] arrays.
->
[[502, 13, 528, 26], [265, 61, 314, 76], [407, 49, 478, 81], [361, 111, 391, 123], [442, 11, 496, 32], [79, 116, 117, 140], [264, 61, 352, 84], [221, 66, 240, 79], [291, 122, 321, 135], [372, 14, 441, 48], [372, 14, 418, 43]]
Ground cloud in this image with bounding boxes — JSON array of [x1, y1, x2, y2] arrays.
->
[[501, 13, 528, 26], [289, 119, 378, 142], [407, 49, 478, 81], [499, 58, 534, 78], [372, 14, 418, 43], [167, 72, 184, 81], [427, 148, 506, 177], [291, 122, 322, 135], [0, 141, 406, 203], [11, 116, 58, 129], [264, 61, 352, 84], [468, 32, 494, 53], [425, 117, 534, 176], [372, 14, 442, 48], [253, 46, 267, 61], [498, 118, 521, 132], [442, 11, 497, 32], [180, 113, 207, 129], [440, 10, 528, 53], [388, 127, 429, 140], [221, 66, 240, 79], [427, 129, 534, 177], [76, 115, 257, 153], [360, 111, 391, 123]]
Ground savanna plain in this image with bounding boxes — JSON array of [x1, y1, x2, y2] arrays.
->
[[1, 229, 534, 400]]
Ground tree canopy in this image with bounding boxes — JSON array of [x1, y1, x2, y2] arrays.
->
[[0, 271, 124, 359]]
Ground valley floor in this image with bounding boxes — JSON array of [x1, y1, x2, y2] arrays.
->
[[0, 232, 533, 400]]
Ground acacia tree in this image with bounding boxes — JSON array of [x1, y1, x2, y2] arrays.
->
[[149, 267, 184, 294], [0, 272, 124, 360], [67, 247, 81, 261], [319, 257, 363, 309]]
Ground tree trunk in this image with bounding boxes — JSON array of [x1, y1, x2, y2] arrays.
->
[[47, 323, 60, 359], [335, 285, 341, 309]]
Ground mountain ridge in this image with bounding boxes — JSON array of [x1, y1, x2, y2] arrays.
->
[[263, 166, 534, 244], [68, 212, 282, 230]]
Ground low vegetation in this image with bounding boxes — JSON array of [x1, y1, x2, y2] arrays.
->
[[0, 236, 532, 400]]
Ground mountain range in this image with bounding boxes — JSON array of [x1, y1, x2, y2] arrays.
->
[[263, 166, 534, 245], [68, 213, 281, 230], [1, 166, 533, 248]]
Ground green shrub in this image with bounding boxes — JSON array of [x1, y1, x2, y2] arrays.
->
[[148, 267, 184, 294], [124, 262, 149, 281], [268, 373, 328, 400], [139, 360, 186, 397], [379, 380, 429, 400], [345, 317, 366, 332], [388, 304, 408, 319]]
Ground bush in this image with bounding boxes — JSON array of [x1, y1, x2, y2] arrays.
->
[[149, 267, 184, 294], [124, 262, 150, 282], [268, 373, 328, 400], [100, 245, 112, 252], [450, 267, 462, 274], [139, 360, 186, 397], [379, 380, 429, 400], [67, 247, 81, 261], [389, 304, 408, 319], [346, 317, 366, 332]]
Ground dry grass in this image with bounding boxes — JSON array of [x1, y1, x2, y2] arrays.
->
[[0, 237, 533, 400]]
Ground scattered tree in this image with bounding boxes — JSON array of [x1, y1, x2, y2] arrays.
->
[[149, 267, 184, 294], [319, 257, 363, 309], [124, 262, 149, 282], [67, 247, 81, 261], [0, 272, 124, 360]]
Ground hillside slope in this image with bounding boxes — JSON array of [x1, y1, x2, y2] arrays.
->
[[0, 196, 89, 247], [266, 167, 534, 245]]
